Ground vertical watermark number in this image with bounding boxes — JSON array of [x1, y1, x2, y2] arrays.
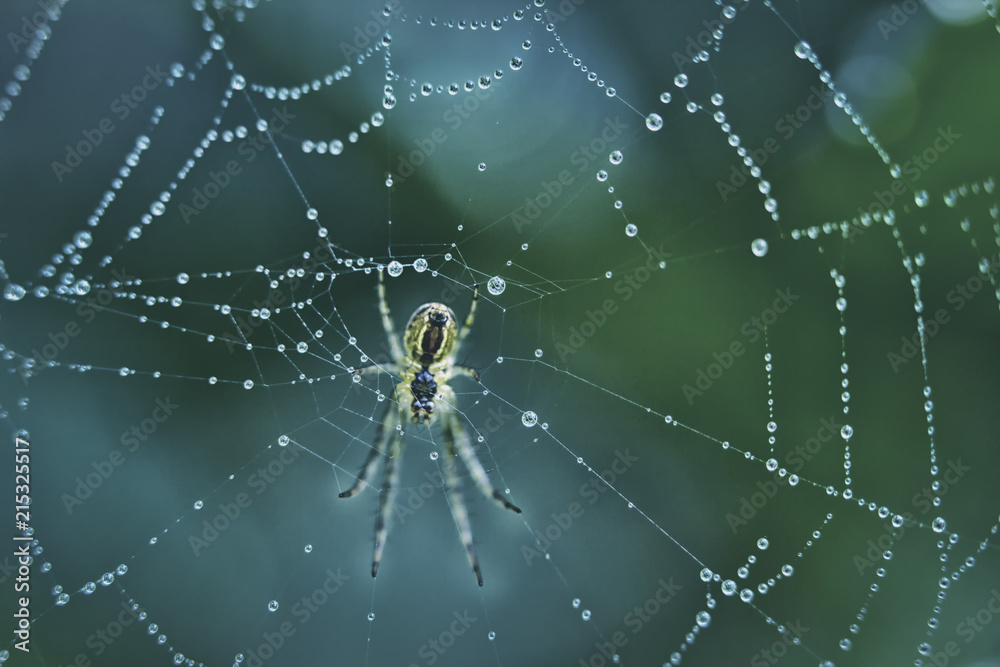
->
[[13, 433, 32, 652]]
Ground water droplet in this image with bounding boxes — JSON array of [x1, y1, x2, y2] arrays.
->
[[193, 500, 203, 510], [757, 538, 769, 550], [674, 73, 688, 88], [231, 74, 246, 90], [522, 411, 538, 427], [413, 258, 428, 273], [645, 113, 663, 131], [487, 276, 506, 295], [4, 284, 26, 301], [751, 238, 768, 257], [793, 41, 813, 59], [609, 150, 623, 165], [932, 517, 946, 533], [297, 342, 308, 353], [696, 611, 711, 627], [625, 223, 638, 237], [387, 260, 403, 277], [841, 425, 853, 440], [915, 190, 929, 207]]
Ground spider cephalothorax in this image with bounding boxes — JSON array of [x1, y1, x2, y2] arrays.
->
[[340, 270, 520, 586]]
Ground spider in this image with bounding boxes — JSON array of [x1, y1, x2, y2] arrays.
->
[[339, 269, 521, 586]]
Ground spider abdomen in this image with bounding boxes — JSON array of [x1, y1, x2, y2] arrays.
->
[[410, 368, 438, 423]]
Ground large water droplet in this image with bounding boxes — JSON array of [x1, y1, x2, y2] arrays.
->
[[487, 276, 506, 295], [4, 284, 26, 301]]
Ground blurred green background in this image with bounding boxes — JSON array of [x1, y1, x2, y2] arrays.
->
[[1, 1, 999, 666]]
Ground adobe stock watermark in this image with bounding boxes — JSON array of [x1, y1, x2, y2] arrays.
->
[[877, 0, 928, 40], [393, 81, 503, 185], [51, 65, 168, 182], [577, 577, 682, 667], [338, 0, 400, 63], [543, 0, 590, 25], [389, 412, 513, 526], [851, 126, 960, 231], [749, 620, 810, 666], [682, 288, 799, 404], [406, 610, 477, 667], [511, 116, 629, 234], [239, 567, 350, 667], [887, 254, 999, 372], [19, 267, 136, 385], [7, 0, 64, 53], [716, 84, 833, 202], [555, 244, 670, 363], [725, 416, 844, 534], [671, 0, 750, 70], [61, 396, 179, 514], [914, 588, 1000, 667], [853, 459, 970, 575], [50, 600, 148, 667], [392, 467, 448, 526], [219, 241, 335, 352], [179, 106, 296, 223], [521, 449, 638, 566], [188, 443, 303, 556]]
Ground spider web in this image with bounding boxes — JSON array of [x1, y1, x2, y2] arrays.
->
[[1, 0, 1000, 665]]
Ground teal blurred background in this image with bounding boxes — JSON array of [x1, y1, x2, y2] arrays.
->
[[1, 1, 999, 666]]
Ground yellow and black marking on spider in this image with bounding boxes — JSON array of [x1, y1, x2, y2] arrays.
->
[[340, 269, 521, 586]]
